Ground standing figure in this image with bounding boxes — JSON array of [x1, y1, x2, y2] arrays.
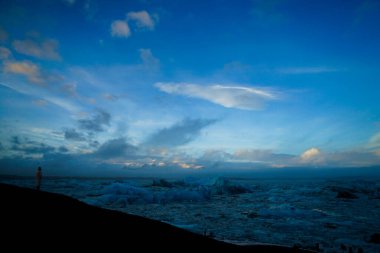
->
[[36, 166, 42, 191]]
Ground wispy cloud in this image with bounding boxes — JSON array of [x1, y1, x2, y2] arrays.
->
[[155, 82, 278, 110], [61, 82, 78, 97], [110, 20, 131, 38], [0, 82, 82, 113], [276, 67, 339, 74], [368, 132, 380, 149], [43, 95, 81, 112], [13, 37, 61, 61], [127, 10, 156, 30], [144, 118, 217, 148], [139, 48, 160, 71], [102, 93, 118, 101], [0, 46, 12, 60], [32, 99, 49, 107]]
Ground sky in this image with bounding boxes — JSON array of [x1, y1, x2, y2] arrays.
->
[[0, 0, 380, 176]]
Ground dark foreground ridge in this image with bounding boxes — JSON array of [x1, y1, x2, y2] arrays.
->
[[0, 183, 314, 252]]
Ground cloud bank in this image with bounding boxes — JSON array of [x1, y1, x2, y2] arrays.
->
[[94, 138, 138, 159]]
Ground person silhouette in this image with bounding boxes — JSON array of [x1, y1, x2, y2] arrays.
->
[[36, 166, 42, 191]]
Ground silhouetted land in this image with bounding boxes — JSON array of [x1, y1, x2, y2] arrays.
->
[[0, 183, 315, 252]]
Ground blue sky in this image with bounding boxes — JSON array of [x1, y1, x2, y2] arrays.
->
[[0, 0, 380, 176]]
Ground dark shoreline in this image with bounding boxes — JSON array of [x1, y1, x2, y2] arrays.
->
[[0, 183, 314, 252]]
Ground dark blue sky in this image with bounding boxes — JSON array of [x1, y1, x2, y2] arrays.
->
[[0, 0, 380, 175]]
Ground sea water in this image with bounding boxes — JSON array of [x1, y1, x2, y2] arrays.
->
[[2, 176, 380, 252]]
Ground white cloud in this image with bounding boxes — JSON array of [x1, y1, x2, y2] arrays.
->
[[276, 67, 339, 74], [127, 10, 156, 30], [110, 20, 131, 38], [155, 82, 277, 110], [43, 95, 81, 113], [12, 38, 61, 61], [0, 46, 12, 60], [300, 147, 321, 161]]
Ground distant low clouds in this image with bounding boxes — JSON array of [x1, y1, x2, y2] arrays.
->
[[200, 147, 380, 168], [155, 82, 278, 110], [300, 147, 321, 161], [10, 135, 55, 155], [234, 149, 295, 164], [145, 118, 217, 148], [110, 10, 157, 38], [12, 37, 61, 61], [200, 149, 233, 162], [298, 147, 380, 167], [78, 110, 111, 132], [111, 20, 131, 38]]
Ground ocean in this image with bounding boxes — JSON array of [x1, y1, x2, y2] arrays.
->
[[1, 175, 380, 252]]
